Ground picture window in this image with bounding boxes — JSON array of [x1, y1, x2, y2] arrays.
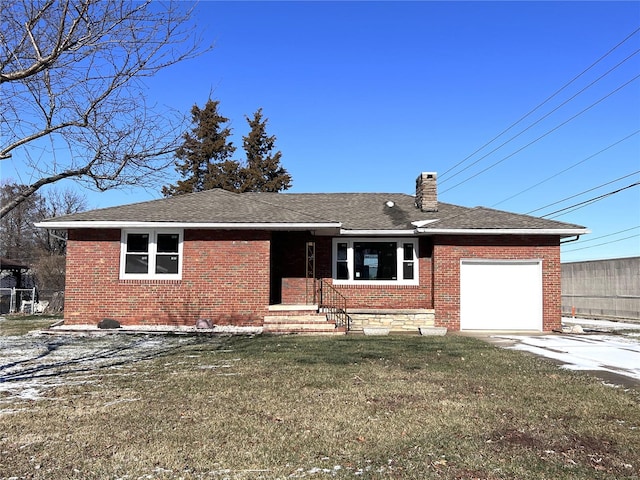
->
[[332, 238, 418, 285]]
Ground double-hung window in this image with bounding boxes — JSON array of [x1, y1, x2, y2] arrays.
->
[[120, 229, 183, 280], [332, 238, 418, 285]]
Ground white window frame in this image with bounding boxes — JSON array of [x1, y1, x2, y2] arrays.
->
[[120, 229, 183, 280], [331, 237, 419, 286]]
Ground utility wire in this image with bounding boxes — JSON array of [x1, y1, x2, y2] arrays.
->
[[542, 182, 640, 219], [564, 225, 639, 245], [440, 48, 640, 185], [439, 26, 640, 181], [562, 234, 640, 252], [490, 130, 640, 208], [527, 170, 640, 214], [440, 73, 640, 195]]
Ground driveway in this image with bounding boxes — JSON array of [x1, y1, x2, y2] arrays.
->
[[489, 317, 640, 388]]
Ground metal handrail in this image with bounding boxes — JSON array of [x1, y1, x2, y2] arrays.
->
[[319, 280, 350, 329]]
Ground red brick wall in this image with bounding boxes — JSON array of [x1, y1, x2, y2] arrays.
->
[[326, 282, 432, 309], [64, 229, 561, 331], [432, 235, 561, 332], [281, 277, 316, 304], [64, 229, 270, 326]]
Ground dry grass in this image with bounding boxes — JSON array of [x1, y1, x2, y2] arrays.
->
[[0, 333, 639, 479], [0, 315, 62, 336]]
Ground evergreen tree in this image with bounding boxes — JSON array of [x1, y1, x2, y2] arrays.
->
[[162, 100, 239, 196], [240, 109, 292, 193]]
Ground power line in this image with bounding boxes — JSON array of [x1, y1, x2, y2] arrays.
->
[[562, 234, 640, 253], [490, 130, 640, 208], [542, 182, 640, 219], [566, 225, 639, 244], [440, 48, 640, 186], [527, 170, 640, 215], [439, 26, 640, 181], [440, 73, 640, 195]]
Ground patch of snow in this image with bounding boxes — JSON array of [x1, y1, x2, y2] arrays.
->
[[562, 317, 640, 331], [103, 397, 141, 407], [50, 324, 264, 335], [497, 334, 640, 382], [0, 334, 226, 408], [199, 364, 232, 369]]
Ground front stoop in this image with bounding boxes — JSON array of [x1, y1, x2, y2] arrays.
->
[[263, 310, 346, 336]]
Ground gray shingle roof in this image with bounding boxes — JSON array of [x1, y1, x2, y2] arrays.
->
[[38, 188, 586, 233]]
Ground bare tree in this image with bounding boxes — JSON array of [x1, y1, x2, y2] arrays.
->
[[32, 187, 87, 293], [1, 180, 86, 288], [33, 187, 87, 255], [0, 0, 208, 218], [0, 182, 43, 262]]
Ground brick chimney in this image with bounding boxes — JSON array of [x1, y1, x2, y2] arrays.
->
[[415, 172, 438, 212]]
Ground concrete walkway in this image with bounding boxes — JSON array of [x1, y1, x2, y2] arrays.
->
[[489, 317, 640, 388]]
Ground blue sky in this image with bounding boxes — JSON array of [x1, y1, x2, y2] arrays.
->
[[11, 1, 640, 262]]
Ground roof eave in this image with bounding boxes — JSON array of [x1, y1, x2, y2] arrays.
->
[[34, 221, 343, 232], [339, 229, 417, 236], [34, 222, 590, 239], [416, 227, 591, 237]]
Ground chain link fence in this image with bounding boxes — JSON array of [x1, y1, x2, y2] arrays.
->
[[0, 288, 36, 314]]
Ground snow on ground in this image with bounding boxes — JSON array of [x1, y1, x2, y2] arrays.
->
[[0, 333, 214, 411], [50, 324, 263, 335], [2, 316, 638, 413], [501, 334, 640, 381], [494, 318, 640, 384], [562, 317, 640, 331]]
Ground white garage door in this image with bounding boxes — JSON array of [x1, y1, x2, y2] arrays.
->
[[460, 260, 542, 331]]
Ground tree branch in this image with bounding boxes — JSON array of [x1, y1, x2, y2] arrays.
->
[[0, 0, 210, 215]]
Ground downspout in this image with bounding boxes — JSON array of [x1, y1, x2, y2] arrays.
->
[[560, 235, 582, 244], [47, 231, 68, 243]]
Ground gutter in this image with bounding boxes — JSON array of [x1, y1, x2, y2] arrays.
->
[[34, 221, 343, 231], [339, 229, 416, 236], [415, 227, 591, 237], [34, 222, 590, 238], [560, 235, 582, 244]]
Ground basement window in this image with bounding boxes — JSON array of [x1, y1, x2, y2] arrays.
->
[[332, 238, 418, 286], [120, 229, 183, 280]]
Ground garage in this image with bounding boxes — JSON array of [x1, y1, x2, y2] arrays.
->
[[460, 259, 543, 331]]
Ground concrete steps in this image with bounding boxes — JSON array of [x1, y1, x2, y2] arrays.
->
[[263, 314, 346, 336]]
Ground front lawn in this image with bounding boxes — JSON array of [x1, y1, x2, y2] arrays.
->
[[0, 333, 638, 479], [0, 314, 62, 336]]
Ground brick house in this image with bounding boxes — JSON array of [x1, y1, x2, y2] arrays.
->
[[36, 173, 588, 333]]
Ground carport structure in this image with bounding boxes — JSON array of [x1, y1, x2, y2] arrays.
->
[[0, 257, 29, 288], [0, 257, 33, 314]]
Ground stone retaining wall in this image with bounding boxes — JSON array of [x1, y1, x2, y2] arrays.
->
[[349, 309, 435, 333]]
